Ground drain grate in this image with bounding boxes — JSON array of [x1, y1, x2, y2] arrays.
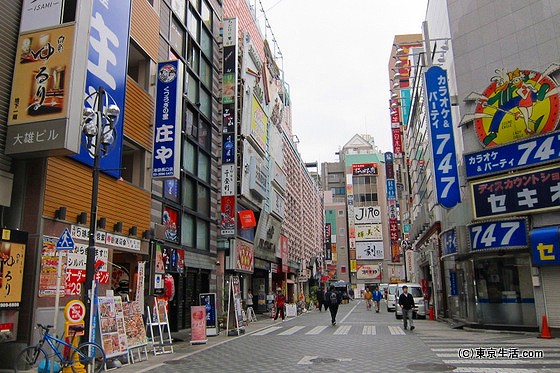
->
[[310, 357, 339, 364], [407, 363, 456, 371]]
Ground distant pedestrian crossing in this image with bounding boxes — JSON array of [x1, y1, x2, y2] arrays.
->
[[251, 324, 406, 336]]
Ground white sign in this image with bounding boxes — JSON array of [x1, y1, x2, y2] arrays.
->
[[356, 241, 384, 260], [355, 224, 383, 241], [354, 206, 382, 224]]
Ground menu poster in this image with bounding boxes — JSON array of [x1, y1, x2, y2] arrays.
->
[[190, 306, 207, 344], [122, 301, 147, 348], [39, 236, 65, 297], [155, 297, 168, 323], [98, 296, 128, 357]]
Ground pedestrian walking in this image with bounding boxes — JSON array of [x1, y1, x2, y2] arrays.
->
[[273, 287, 286, 321], [398, 285, 415, 330], [363, 288, 373, 311], [325, 285, 341, 326], [315, 286, 326, 312], [372, 286, 383, 313]]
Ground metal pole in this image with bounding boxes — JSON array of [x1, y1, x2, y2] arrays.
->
[[83, 86, 104, 344]]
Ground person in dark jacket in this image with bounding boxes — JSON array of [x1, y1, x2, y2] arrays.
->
[[315, 286, 326, 312], [398, 285, 415, 330], [325, 285, 341, 326]]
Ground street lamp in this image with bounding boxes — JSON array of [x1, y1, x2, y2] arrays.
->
[[81, 86, 120, 343]]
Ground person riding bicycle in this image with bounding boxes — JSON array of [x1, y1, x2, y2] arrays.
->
[[364, 288, 373, 310]]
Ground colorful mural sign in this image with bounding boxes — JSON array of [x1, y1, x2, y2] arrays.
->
[[461, 65, 560, 147], [425, 65, 461, 209], [352, 163, 378, 176]]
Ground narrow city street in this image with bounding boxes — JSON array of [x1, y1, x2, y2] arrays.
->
[[119, 300, 560, 373]]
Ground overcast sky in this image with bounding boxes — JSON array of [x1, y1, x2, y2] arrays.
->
[[257, 0, 428, 164]]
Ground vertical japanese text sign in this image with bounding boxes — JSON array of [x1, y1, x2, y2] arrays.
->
[[74, 0, 132, 178], [152, 60, 183, 179], [424, 66, 461, 208]]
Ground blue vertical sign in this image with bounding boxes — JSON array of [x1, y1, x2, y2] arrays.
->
[[73, 0, 132, 178], [152, 60, 183, 179], [425, 66, 461, 209]]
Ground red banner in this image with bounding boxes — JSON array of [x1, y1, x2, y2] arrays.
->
[[392, 128, 403, 155]]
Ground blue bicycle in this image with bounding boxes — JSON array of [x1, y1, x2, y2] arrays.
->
[[13, 323, 106, 373]]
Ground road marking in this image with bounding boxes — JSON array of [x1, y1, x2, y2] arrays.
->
[[306, 325, 329, 335], [278, 325, 306, 335], [252, 326, 283, 335], [388, 325, 405, 335], [333, 325, 352, 335], [339, 300, 362, 323], [362, 325, 376, 335], [297, 356, 318, 365]]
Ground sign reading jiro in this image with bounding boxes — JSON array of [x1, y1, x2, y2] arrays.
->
[[152, 60, 183, 179], [425, 66, 461, 209]]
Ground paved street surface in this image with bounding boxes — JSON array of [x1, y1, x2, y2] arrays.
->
[[114, 300, 560, 373]]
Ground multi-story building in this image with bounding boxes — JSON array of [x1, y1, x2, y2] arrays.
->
[[391, 0, 560, 331], [0, 0, 225, 363], [321, 134, 395, 294], [219, 0, 323, 311]]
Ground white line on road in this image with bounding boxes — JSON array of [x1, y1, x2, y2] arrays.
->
[[306, 325, 329, 335], [388, 325, 405, 335], [339, 300, 362, 324], [297, 356, 318, 365], [252, 326, 283, 335], [362, 325, 376, 335], [452, 368, 547, 373], [333, 325, 352, 335], [278, 325, 306, 335]]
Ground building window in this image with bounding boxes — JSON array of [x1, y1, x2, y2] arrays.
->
[[197, 183, 209, 215], [181, 213, 195, 247], [170, 18, 185, 56], [196, 219, 209, 250], [127, 41, 151, 91], [183, 141, 196, 173], [197, 152, 210, 182], [121, 140, 147, 189], [181, 176, 196, 209]]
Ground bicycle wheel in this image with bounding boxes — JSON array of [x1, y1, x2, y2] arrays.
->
[[74, 342, 106, 373], [14, 345, 49, 373]]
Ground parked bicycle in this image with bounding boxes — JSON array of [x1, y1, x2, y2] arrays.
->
[[13, 323, 106, 373]]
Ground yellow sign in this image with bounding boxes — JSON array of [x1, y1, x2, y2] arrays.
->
[[537, 243, 556, 261], [350, 259, 356, 272], [8, 24, 75, 125], [0, 242, 25, 303]]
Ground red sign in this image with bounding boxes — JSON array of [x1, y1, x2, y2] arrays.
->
[[64, 300, 86, 323], [392, 128, 403, 155], [352, 163, 378, 176], [238, 210, 256, 229]]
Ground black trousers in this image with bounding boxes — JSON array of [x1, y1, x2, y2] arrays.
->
[[274, 305, 285, 320], [329, 304, 339, 323]]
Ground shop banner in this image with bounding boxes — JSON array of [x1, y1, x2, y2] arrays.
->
[[190, 306, 207, 344], [464, 130, 560, 179], [352, 163, 378, 176], [355, 241, 384, 260], [0, 240, 25, 304], [425, 65, 461, 209], [199, 293, 217, 336], [354, 206, 381, 224], [468, 218, 528, 251], [470, 165, 560, 219], [356, 264, 381, 280], [530, 226, 560, 266], [441, 228, 458, 256]]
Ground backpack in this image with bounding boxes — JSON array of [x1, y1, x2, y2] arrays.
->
[[329, 291, 338, 305]]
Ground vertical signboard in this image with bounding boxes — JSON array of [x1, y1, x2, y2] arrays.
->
[[424, 66, 461, 209], [73, 0, 132, 178], [199, 293, 217, 336], [324, 223, 332, 261], [220, 18, 238, 236], [152, 60, 183, 179]]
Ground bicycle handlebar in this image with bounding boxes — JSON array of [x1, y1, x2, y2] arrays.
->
[[37, 323, 53, 331]]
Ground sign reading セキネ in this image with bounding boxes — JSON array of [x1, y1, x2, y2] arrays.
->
[[461, 65, 560, 147]]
